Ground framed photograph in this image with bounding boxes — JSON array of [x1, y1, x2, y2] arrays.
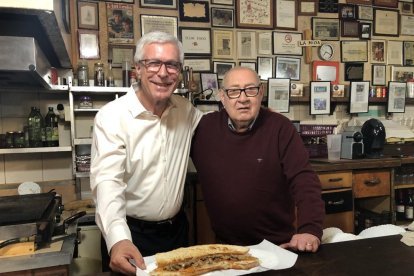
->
[[344, 63, 364, 81], [212, 0, 234, 5], [237, 31, 256, 59], [404, 41, 414, 66], [298, 0, 318, 16], [140, 15, 178, 37], [183, 58, 211, 72], [272, 32, 303, 56], [77, 0, 99, 30], [275, 0, 297, 30], [109, 45, 135, 68], [310, 81, 331, 115], [313, 61, 340, 84], [257, 32, 273, 55], [401, 15, 414, 36], [211, 7, 234, 28], [237, 0, 274, 29], [179, 1, 209, 22], [387, 41, 403, 65], [391, 66, 414, 81], [78, 29, 100, 59], [106, 3, 134, 44], [212, 30, 234, 59], [275, 56, 301, 81], [341, 41, 368, 62], [349, 81, 370, 114], [179, 27, 211, 56], [312, 17, 340, 40], [339, 4, 356, 19], [373, 8, 399, 37], [319, 0, 339, 13], [291, 83, 304, 97], [359, 22, 372, 39], [200, 73, 219, 99], [371, 40, 386, 64], [387, 82, 407, 113], [341, 20, 359, 37], [400, 2, 413, 14], [358, 5, 373, 21], [373, 0, 398, 8], [372, 65, 387, 86], [139, 0, 177, 9], [332, 84, 345, 97], [213, 61, 235, 80], [257, 56, 273, 81], [239, 61, 257, 71], [267, 78, 291, 113]]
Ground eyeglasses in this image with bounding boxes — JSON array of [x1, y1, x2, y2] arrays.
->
[[223, 86, 261, 99], [139, 59, 182, 74]]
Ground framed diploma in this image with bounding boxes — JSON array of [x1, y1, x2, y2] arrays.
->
[[349, 81, 370, 114], [237, 0, 274, 29], [341, 41, 368, 62], [179, 27, 211, 56], [298, 0, 318, 16], [212, 29, 234, 59], [310, 81, 331, 115], [140, 15, 178, 37], [272, 32, 303, 56], [257, 56, 273, 81], [267, 78, 291, 113], [387, 82, 407, 113], [78, 30, 100, 59], [400, 15, 414, 36], [257, 32, 273, 55], [183, 58, 211, 72], [373, 8, 399, 36], [236, 31, 257, 59], [275, 0, 297, 30], [77, 0, 99, 30], [372, 65, 387, 86], [387, 41, 403, 65], [312, 17, 340, 40]]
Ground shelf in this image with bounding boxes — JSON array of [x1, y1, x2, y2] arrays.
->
[[74, 138, 92, 145], [394, 184, 414, 189], [70, 86, 130, 94], [0, 146, 72, 154], [74, 108, 100, 112]]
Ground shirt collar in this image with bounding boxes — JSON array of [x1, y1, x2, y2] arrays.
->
[[227, 116, 258, 132]]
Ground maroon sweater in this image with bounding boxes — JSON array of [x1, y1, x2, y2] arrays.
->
[[191, 108, 325, 245]]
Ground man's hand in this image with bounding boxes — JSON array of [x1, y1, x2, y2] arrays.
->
[[109, 239, 146, 275], [279, 233, 320, 253]]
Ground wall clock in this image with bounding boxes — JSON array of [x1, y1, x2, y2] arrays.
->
[[319, 43, 334, 60]]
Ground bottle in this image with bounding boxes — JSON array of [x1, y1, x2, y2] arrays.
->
[[44, 107, 59, 147], [77, 61, 89, 86], [107, 59, 115, 87], [396, 189, 406, 221], [94, 62, 105, 86], [27, 107, 44, 147], [405, 189, 414, 220], [122, 60, 131, 87]]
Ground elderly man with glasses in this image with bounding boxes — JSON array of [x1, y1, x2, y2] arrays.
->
[[191, 67, 325, 253], [90, 31, 203, 275]]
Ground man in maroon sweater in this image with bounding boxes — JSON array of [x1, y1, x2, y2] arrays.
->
[[191, 67, 325, 252]]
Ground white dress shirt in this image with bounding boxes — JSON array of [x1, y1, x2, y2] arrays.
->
[[90, 87, 203, 251]]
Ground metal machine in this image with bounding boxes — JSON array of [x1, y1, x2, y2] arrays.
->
[[341, 128, 364, 159]]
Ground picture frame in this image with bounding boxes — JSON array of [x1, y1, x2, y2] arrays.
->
[[312, 17, 340, 40], [239, 61, 257, 71], [371, 40, 386, 64], [339, 4, 357, 19], [212, 30, 234, 59], [312, 61, 340, 84], [298, 0, 318, 16], [404, 41, 414, 66], [275, 56, 301, 81], [332, 84, 345, 97], [344, 63, 364, 81], [387, 81, 407, 113], [373, 0, 398, 8], [267, 78, 291, 113], [213, 61, 235, 80], [291, 83, 304, 97], [310, 81, 331, 115], [78, 29, 100, 59], [275, 0, 297, 30], [272, 32, 303, 56], [372, 64, 387, 86], [391, 66, 414, 81], [211, 0, 234, 5], [237, 31, 257, 59], [387, 41, 403, 65], [237, 0, 274, 29], [359, 22, 372, 39], [318, 0, 339, 13], [77, 0, 99, 30], [373, 8, 399, 37], [257, 56, 273, 81], [358, 5, 373, 21], [211, 7, 234, 28], [183, 58, 211, 72], [341, 20, 360, 37], [200, 73, 219, 99], [140, 15, 178, 38], [400, 2, 413, 14], [179, 27, 211, 56], [349, 81, 370, 114], [341, 40, 368, 62], [257, 32, 273, 55], [179, 1, 209, 23], [109, 44, 135, 68], [400, 15, 414, 36], [106, 2, 134, 44], [139, 0, 177, 9]]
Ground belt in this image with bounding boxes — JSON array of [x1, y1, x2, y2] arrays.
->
[[126, 211, 185, 229]]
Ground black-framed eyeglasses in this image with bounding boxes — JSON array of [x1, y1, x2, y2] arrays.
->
[[139, 59, 182, 74], [223, 86, 261, 99]]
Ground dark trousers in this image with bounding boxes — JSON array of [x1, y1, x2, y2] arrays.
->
[[101, 211, 189, 272]]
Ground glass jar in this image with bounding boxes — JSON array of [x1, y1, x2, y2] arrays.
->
[[6, 131, 14, 148], [94, 62, 105, 86], [13, 131, 25, 148], [79, 96, 93, 109], [77, 63, 89, 86]]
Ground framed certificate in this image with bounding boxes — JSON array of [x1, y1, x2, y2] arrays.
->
[[341, 41, 368, 62], [236, 31, 257, 59], [77, 0, 99, 30], [310, 81, 331, 115], [212, 30, 234, 59], [275, 0, 297, 30], [400, 15, 414, 36], [387, 41, 403, 65], [373, 8, 399, 36], [179, 27, 211, 56], [140, 15, 178, 37], [387, 81, 407, 113], [372, 65, 387, 86], [267, 78, 291, 113], [349, 81, 370, 114], [272, 32, 303, 56]]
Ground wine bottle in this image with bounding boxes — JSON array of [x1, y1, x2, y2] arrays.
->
[[27, 107, 43, 147], [44, 107, 59, 147], [396, 189, 406, 221], [405, 189, 414, 220]]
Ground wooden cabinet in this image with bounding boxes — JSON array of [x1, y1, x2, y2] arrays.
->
[[353, 170, 390, 198]]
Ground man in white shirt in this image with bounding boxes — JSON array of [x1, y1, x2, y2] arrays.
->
[[90, 31, 203, 275]]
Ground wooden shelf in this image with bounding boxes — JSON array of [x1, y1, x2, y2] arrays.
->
[[0, 146, 72, 154]]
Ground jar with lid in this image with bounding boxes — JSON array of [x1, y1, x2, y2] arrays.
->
[[94, 62, 105, 86], [77, 62, 89, 86]]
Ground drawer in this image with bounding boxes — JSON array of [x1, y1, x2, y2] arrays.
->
[[318, 171, 352, 190], [353, 170, 390, 198], [322, 189, 353, 214]]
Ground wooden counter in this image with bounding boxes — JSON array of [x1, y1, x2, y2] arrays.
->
[[309, 157, 410, 172]]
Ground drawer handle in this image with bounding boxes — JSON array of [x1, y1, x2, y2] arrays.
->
[[364, 178, 381, 186], [328, 177, 343, 182], [327, 199, 345, 206]]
